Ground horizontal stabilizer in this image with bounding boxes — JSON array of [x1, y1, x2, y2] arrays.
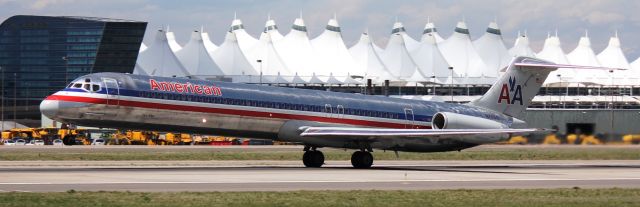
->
[[301, 127, 551, 137], [514, 62, 626, 71]]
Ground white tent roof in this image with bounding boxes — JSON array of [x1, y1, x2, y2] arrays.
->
[[566, 33, 605, 85], [538, 34, 573, 85], [421, 22, 444, 43], [348, 32, 397, 83], [310, 18, 361, 79], [509, 32, 536, 57], [567, 33, 601, 67], [246, 19, 293, 79], [630, 57, 640, 83], [633, 57, 640, 69], [260, 19, 283, 41], [537, 34, 569, 64], [472, 22, 510, 78], [211, 30, 258, 77], [175, 30, 224, 77], [201, 31, 218, 54], [140, 42, 147, 53], [411, 29, 452, 84], [166, 30, 182, 53], [597, 34, 631, 69], [133, 64, 148, 76], [274, 18, 317, 83], [133, 43, 148, 75], [136, 29, 190, 77], [597, 34, 633, 85], [388, 22, 420, 51], [229, 19, 258, 54], [379, 22, 421, 80], [438, 21, 488, 81]]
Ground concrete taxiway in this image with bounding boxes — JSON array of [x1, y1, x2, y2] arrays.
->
[[1, 160, 639, 192]]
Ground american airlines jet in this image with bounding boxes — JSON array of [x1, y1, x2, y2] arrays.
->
[[39, 57, 604, 168]]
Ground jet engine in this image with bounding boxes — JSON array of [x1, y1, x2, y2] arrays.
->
[[431, 112, 507, 129]]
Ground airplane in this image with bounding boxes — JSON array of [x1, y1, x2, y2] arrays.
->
[[39, 56, 608, 168]]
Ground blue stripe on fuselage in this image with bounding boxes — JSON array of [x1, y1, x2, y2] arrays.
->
[[65, 73, 512, 126]]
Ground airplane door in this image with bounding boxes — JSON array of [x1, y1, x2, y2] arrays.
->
[[102, 78, 120, 107], [404, 108, 415, 129], [324, 104, 333, 118], [336, 105, 345, 119]]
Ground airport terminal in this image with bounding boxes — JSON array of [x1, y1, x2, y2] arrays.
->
[[0, 8, 639, 205], [1, 14, 639, 143]]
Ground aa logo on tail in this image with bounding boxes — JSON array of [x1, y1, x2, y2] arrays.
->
[[498, 76, 523, 105]]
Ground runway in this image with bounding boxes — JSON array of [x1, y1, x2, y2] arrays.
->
[[1, 160, 639, 192]]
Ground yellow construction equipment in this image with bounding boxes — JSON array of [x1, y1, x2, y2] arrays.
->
[[58, 128, 91, 145], [622, 134, 640, 144], [580, 135, 602, 145], [127, 131, 159, 145], [506, 136, 528, 145], [566, 134, 578, 144], [542, 134, 562, 144], [164, 133, 194, 145], [1, 128, 60, 144]]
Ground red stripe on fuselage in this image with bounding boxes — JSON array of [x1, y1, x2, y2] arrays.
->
[[47, 94, 431, 129]]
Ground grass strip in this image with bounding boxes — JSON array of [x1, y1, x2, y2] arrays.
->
[[0, 188, 639, 207], [0, 147, 639, 161]]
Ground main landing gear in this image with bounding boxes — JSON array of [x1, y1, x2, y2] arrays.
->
[[302, 147, 324, 168], [351, 151, 373, 169], [302, 146, 374, 169]]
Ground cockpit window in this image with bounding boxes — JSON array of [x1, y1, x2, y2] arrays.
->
[[73, 83, 82, 88], [83, 83, 91, 91], [92, 84, 100, 92]]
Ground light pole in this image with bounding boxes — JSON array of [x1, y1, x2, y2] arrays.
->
[[431, 75, 436, 95], [257, 59, 262, 85], [13, 73, 16, 128], [557, 74, 562, 108], [1, 66, 3, 132], [609, 69, 614, 141], [449, 66, 453, 102]]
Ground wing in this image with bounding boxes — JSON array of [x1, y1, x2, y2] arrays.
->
[[300, 127, 551, 144]]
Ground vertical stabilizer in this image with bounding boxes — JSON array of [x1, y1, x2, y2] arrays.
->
[[471, 57, 557, 118], [472, 57, 617, 118]]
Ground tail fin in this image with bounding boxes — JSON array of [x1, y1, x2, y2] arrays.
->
[[471, 56, 615, 119]]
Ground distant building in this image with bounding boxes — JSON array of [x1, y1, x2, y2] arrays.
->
[[0, 15, 147, 126]]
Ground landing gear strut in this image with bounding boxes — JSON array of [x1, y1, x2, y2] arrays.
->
[[302, 149, 324, 168], [351, 151, 373, 169]]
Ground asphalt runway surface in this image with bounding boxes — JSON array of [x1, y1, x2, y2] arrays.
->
[[1, 160, 639, 192]]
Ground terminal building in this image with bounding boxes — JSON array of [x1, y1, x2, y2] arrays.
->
[[0, 14, 639, 140], [133, 16, 640, 139], [0, 15, 147, 126]]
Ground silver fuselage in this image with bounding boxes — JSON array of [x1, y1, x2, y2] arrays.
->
[[40, 73, 513, 152]]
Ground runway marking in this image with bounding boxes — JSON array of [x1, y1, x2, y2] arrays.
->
[[1, 178, 640, 185]]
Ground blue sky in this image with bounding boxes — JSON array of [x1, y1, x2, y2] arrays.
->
[[1, 0, 639, 61]]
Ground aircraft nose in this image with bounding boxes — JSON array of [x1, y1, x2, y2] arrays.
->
[[39, 98, 59, 119]]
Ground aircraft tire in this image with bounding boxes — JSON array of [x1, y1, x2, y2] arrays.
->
[[351, 151, 373, 169], [63, 136, 74, 146], [303, 151, 324, 167]]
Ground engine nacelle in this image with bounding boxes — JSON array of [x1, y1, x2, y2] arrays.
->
[[431, 112, 507, 129]]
